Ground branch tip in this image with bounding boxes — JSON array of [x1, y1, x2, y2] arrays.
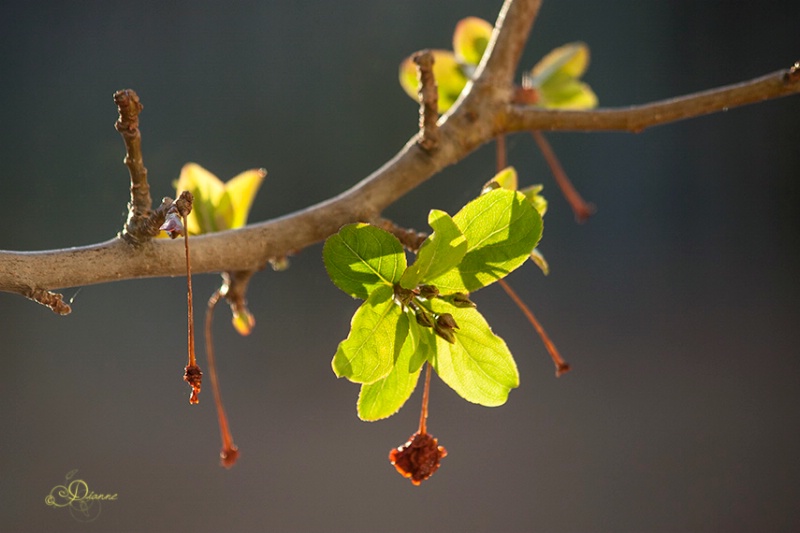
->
[[115, 88, 155, 244], [413, 50, 440, 151], [507, 66, 800, 133], [113, 89, 143, 134]]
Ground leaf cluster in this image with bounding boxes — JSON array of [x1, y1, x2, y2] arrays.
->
[[323, 187, 543, 420], [399, 17, 597, 113]]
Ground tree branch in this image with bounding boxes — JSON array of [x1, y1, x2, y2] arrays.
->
[[504, 62, 800, 132], [0, 0, 798, 306]]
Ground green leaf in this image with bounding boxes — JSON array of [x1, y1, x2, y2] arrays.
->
[[357, 313, 424, 421], [174, 163, 225, 235], [215, 190, 235, 231], [528, 42, 598, 110], [452, 17, 493, 67], [485, 166, 519, 192], [428, 189, 543, 293], [399, 49, 468, 113], [323, 223, 407, 300], [172, 163, 266, 235], [399, 209, 467, 290], [429, 299, 519, 406], [408, 321, 432, 373], [530, 42, 589, 84], [520, 184, 548, 217], [540, 79, 597, 110], [225, 168, 267, 229], [332, 285, 406, 384]]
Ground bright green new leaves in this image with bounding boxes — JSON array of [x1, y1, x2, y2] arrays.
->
[[525, 42, 598, 110], [429, 299, 519, 406], [399, 17, 491, 113], [400, 17, 598, 113], [357, 316, 424, 421], [323, 223, 407, 300], [174, 162, 266, 235], [429, 188, 542, 293], [324, 183, 542, 418], [521, 184, 548, 217], [483, 167, 550, 276], [399, 210, 467, 290], [484, 167, 547, 217], [332, 285, 406, 384]]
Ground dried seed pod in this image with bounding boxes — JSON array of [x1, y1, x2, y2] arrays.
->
[[389, 432, 447, 486]]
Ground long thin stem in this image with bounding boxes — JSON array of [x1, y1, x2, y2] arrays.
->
[[498, 278, 570, 376], [531, 131, 594, 223], [418, 362, 433, 436], [206, 289, 239, 468], [184, 216, 195, 369], [182, 214, 203, 405]]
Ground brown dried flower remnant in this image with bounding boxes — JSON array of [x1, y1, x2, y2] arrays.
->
[[184, 364, 203, 405], [389, 432, 447, 486], [389, 362, 446, 485]]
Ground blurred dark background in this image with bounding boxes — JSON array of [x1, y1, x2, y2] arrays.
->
[[1, 1, 799, 531]]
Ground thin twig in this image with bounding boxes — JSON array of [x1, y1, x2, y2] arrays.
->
[[413, 51, 440, 151], [114, 89, 154, 243], [531, 131, 595, 223], [206, 289, 240, 468], [505, 64, 800, 133], [498, 278, 570, 377]]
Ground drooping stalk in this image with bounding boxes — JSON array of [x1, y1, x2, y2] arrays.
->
[[418, 362, 433, 435], [181, 211, 203, 404], [531, 130, 594, 223], [498, 278, 570, 376], [206, 289, 239, 468]]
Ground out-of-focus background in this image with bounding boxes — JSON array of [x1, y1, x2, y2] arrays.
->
[[1, 1, 799, 531]]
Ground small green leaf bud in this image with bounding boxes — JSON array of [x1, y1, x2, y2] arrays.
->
[[436, 313, 459, 330], [418, 285, 439, 299], [415, 307, 435, 329], [450, 292, 476, 308], [434, 313, 459, 344], [394, 284, 415, 306], [434, 323, 457, 344]]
